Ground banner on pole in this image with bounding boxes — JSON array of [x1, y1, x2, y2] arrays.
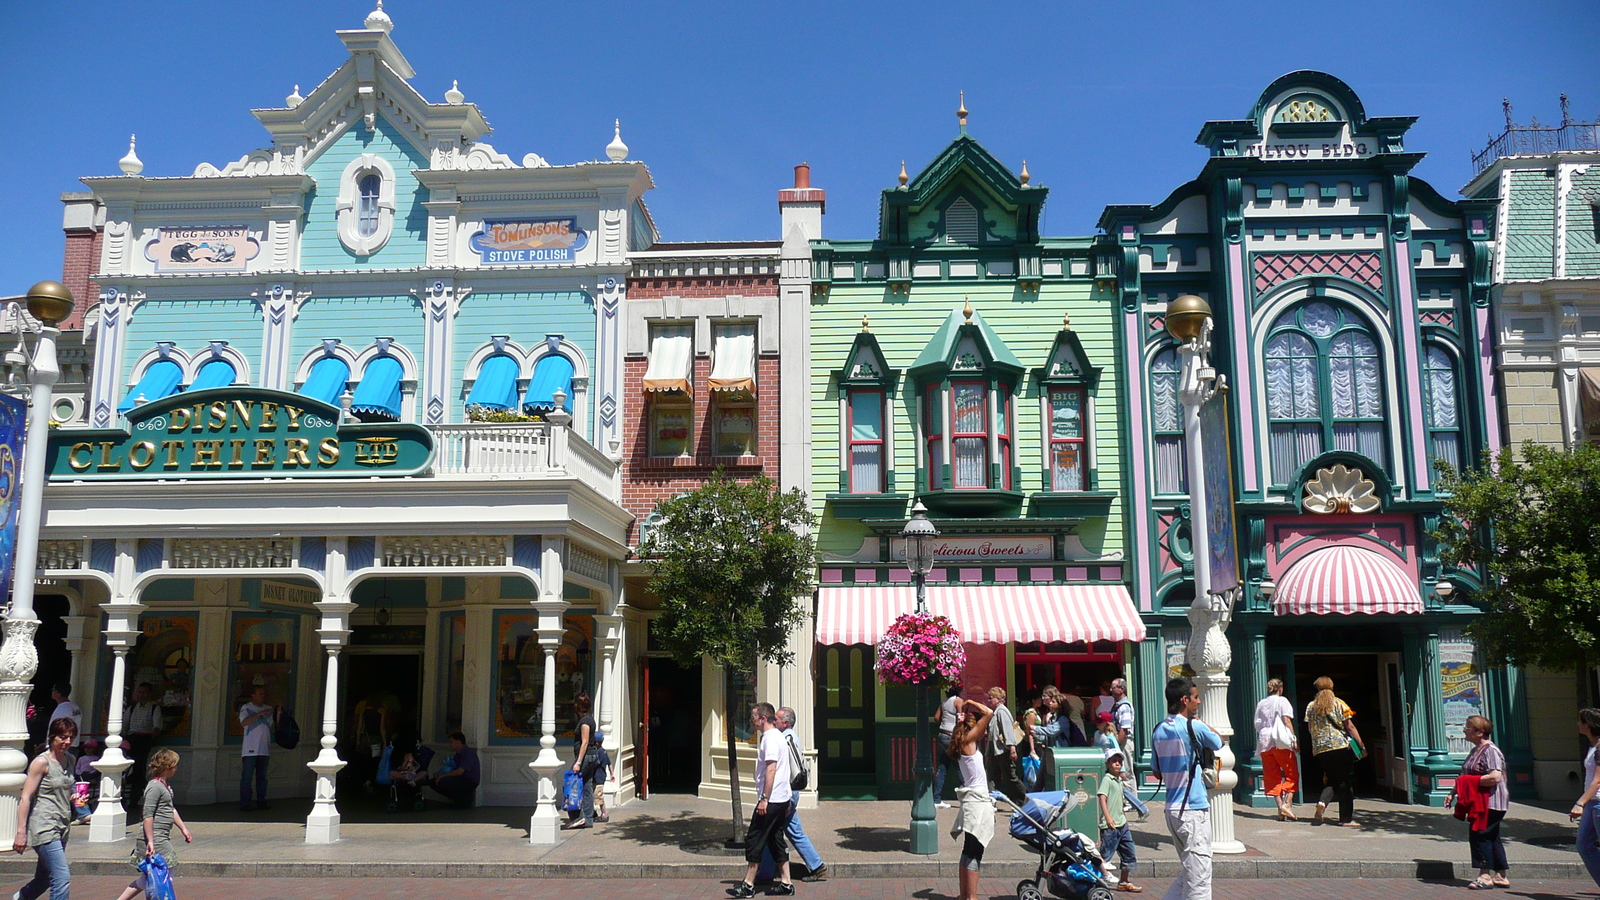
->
[[0, 394, 25, 598]]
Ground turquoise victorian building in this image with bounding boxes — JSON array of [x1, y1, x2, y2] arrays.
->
[[806, 106, 1144, 800], [1100, 71, 1528, 806]]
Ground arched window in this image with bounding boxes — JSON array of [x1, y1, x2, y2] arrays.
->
[[1423, 346, 1460, 470], [357, 173, 382, 238], [1264, 301, 1386, 484], [1150, 348, 1186, 494]]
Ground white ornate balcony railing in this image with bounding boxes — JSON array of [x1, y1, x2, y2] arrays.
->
[[428, 422, 619, 501]]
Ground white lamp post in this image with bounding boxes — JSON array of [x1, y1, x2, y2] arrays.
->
[[1164, 294, 1244, 854], [900, 501, 939, 855], [0, 282, 74, 831]]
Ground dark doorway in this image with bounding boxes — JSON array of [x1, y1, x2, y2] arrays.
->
[[340, 653, 422, 790], [29, 596, 74, 747], [645, 657, 702, 793], [1293, 653, 1383, 799]]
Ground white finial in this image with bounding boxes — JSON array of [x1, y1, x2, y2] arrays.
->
[[118, 135, 143, 176], [445, 80, 464, 105], [606, 119, 629, 161], [286, 84, 303, 109], [364, 0, 393, 33]]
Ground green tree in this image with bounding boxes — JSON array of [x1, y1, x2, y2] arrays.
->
[[638, 470, 816, 841], [1434, 442, 1600, 670]]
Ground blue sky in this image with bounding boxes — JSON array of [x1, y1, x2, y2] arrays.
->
[[0, 1, 1594, 290]]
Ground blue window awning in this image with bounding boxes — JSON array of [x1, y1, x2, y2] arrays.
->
[[188, 358, 236, 392], [298, 356, 351, 407], [466, 354, 520, 410], [524, 354, 574, 413], [118, 359, 183, 413], [350, 355, 404, 421]]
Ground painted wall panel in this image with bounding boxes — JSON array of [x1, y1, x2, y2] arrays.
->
[[299, 117, 430, 271]]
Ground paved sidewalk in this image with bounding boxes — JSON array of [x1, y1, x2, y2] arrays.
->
[[5, 793, 1586, 881]]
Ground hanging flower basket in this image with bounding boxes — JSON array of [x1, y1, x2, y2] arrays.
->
[[875, 612, 965, 687]]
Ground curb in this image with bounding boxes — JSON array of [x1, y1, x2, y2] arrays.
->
[[0, 859, 1584, 880]]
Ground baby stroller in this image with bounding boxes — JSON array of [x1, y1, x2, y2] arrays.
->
[[993, 790, 1116, 900]]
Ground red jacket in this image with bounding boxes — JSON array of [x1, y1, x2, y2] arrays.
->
[[1453, 774, 1491, 831]]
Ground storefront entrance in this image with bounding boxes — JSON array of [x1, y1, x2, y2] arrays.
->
[[1286, 652, 1400, 802], [340, 653, 422, 790], [643, 657, 702, 794]]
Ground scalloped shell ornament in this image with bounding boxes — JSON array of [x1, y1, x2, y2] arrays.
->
[[1303, 464, 1379, 514]]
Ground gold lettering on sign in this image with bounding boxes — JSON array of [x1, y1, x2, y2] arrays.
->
[[97, 441, 122, 471], [355, 438, 399, 466], [68, 443, 93, 471], [192, 440, 223, 469], [317, 437, 340, 465], [283, 438, 310, 468], [129, 441, 157, 470]]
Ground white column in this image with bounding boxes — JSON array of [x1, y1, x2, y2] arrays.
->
[[90, 585, 142, 843], [1176, 322, 1244, 855], [528, 538, 568, 844], [594, 611, 622, 812], [306, 538, 351, 844]]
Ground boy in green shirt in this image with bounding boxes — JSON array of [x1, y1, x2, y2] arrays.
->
[[1097, 748, 1143, 893]]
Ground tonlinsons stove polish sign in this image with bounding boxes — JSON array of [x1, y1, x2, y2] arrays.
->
[[469, 218, 588, 264]]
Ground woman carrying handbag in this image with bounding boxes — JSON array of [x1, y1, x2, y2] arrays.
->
[[1304, 676, 1364, 827]]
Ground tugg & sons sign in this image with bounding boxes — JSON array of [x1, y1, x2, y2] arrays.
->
[[49, 388, 434, 480]]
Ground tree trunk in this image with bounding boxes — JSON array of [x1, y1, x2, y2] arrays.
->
[[724, 665, 745, 846]]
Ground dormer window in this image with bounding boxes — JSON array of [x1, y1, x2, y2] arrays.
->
[[336, 153, 396, 255]]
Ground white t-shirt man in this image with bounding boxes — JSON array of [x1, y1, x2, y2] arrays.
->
[[240, 702, 275, 756], [49, 700, 82, 747], [756, 725, 793, 805]]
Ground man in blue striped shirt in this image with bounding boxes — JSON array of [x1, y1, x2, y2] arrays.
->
[[1151, 677, 1223, 900]]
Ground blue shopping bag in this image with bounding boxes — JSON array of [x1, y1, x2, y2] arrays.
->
[[139, 853, 177, 900], [562, 769, 584, 813]]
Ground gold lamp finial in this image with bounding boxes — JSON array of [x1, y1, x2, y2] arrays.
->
[[1164, 294, 1213, 342], [963, 296, 973, 322], [22, 281, 75, 328], [898, 160, 908, 187], [1020, 160, 1030, 185], [958, 91, 968, 127]]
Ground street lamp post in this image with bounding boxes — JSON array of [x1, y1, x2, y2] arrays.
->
[[901, 501, 939, 855], [1164, 294, 1244, 854], [0, 282, 74, 831]]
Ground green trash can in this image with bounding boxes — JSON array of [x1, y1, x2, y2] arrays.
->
[[1050, 747, 1107, 837]]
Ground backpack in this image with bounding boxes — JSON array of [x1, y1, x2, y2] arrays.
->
[[786, 733, 811, 792], [275, 708, 301, 750]]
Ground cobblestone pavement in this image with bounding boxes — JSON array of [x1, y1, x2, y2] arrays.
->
[[51, 875, 1600, 900]]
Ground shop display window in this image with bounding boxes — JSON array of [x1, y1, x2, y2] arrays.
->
[[226, 612, 298, 740], [492, 610, 594, 743]]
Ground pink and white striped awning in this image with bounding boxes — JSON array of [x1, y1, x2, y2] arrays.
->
[[1273, 544, 1423, 617], [815, 584, 1145, 645]]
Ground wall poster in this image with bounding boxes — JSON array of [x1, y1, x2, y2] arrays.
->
[[227, 612, 298, 739], [1439, 627, 1484, 755]]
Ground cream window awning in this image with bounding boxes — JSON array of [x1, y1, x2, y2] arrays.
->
[[709, 323, 757, 395], [642, 324, 693, 393]]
